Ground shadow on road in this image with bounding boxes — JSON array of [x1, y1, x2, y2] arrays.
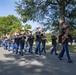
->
[[0, 50, 76, 75]]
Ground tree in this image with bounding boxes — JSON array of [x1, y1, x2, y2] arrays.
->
[[9, 24, 22, 35], [0, 15, 21, 35], [23, 24, 32, 32], [15, 0, 76, 30], [45, 33, 52, 42]]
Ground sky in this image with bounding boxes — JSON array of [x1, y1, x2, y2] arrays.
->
[[0, 0, 40, 30]]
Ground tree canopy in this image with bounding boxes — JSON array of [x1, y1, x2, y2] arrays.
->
[[0, 15, 21, 35], [22, 24, 32, 32], [15, 0, 76, 30], [0, 15, 32, 36], [15, 0, 76, 40]]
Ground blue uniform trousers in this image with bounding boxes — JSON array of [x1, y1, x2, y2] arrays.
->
[[4, 42, 7, 50], [58, 44, 71, 61], [51, 44, 57, 55], [19, 43, 24, 55], [24, 42, 28, 52], [29, 43, 33, 53], [12, 43, 18, 54], [35, 41, 41, 55], [7, 43, 11, 51], [41, 42, 46, 53]]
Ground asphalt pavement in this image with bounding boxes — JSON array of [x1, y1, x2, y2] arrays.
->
[[0, 47, 76, 75]]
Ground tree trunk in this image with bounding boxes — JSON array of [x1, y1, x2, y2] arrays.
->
[[59, 0, 65, 29]]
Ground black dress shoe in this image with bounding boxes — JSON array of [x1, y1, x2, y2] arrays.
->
[[39, 53, 41, 55], [50, 52, 53, 55], [30, 52, 33, 54], [68, 60, 73, 63], [58, 57, 63, 60], [16, 52, 18, 54], [55, 53, 58, 55]]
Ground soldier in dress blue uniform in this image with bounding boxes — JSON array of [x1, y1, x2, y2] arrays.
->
[[3, 34, 8, 50], [35, 27, 42, 55], [11, 31, 20, 54], [19, 30, 26, 56], [58, 22, 73, 63], [41, 31, 46, 54], [28, 30, 34, 53], [6, 33, 11, 51], [24, 32, 28, 52], [50, 30, 58, 55]]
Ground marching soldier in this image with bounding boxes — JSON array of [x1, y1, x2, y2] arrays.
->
[[3, 34, 8, 50], [24, 32, 28, 52], [19, 30, 26, 56], [58, 22, 73, 63], [35, 27, 42, 55], [50, 30, 58, 55], [6, 33, 11, 51], [28, 30, 34, 53], [41, 31, 46, 54], [11, 31, 20, 54]]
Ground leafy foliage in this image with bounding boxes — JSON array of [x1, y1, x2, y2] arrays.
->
[[0, 15, 32, 36], [23, 24, 32, 32], [15, 0, 76, 40], [0, 15, 21, 35]]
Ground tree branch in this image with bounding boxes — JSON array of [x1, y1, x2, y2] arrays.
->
[[65, 0, 72, 6], [56, 0, 60, 4], [46, 0, 59, 5], [65, 0, 68, 3]]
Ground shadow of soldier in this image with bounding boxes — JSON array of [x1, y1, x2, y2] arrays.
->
[[0, 49, 76, 75]]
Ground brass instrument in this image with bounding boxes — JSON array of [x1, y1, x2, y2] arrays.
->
[[62, 28, 69, 43]]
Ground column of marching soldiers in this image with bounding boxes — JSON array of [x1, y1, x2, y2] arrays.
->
[[0, 22, 73, 63]]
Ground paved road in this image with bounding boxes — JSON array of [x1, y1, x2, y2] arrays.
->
[[0, 47, 76, 75]]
